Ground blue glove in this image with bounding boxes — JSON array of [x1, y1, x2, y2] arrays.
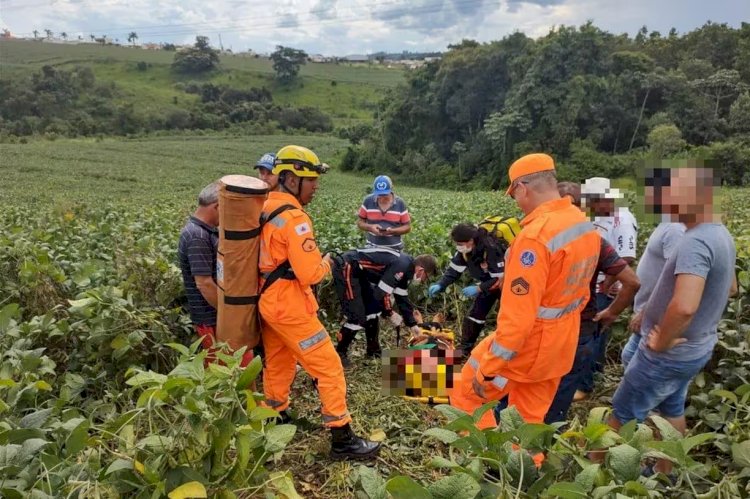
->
[[428, 284, 442, 297], [462, 286, 480, 298]]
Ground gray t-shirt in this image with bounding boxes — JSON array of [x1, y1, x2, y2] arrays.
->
[[640, 223, 736, 361], [634, 223, 686, 312]]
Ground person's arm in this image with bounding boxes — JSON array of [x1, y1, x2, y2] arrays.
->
[[284, 214, 331, 287], [384, 223, 411, 235], [195, 275, 218, 308], [729, 273, 738, 298], [478, 238, 549, 380], [647, 274, 705, 352], [436, 253, 465, 290], [356, 217, 380, 235], [594, 265, 640, 327]]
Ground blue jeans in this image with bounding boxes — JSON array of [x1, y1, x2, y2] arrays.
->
[[612, 346, 713, 423], [545, 330, 598, 423], [621, 333, 641, 369], [578, 293, 614, 393]]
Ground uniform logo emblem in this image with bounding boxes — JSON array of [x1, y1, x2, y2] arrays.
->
[[302, 238, 317, 252], [511, 277, 529, 295], [295, 222, 311, 236], [376, 181, 388, 190], [520, 250, 536, 267], [394, 272, 404, 280]]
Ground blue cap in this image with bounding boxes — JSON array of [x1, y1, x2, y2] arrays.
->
[[254, 153, 276, 171], [372, 175, 392, 196]]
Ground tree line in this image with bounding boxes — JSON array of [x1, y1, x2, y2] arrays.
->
[[341, 22, 750, 187]]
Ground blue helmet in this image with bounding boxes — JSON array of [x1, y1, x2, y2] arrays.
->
[[254, 153, 276, 171], [372, 175, 392, 196]]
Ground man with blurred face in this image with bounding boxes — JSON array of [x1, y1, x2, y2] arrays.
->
[[254, 152, 279, 191], [608, 165, 736, 477]]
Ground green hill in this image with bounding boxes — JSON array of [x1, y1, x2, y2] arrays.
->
[[0, 39, 405, 126]]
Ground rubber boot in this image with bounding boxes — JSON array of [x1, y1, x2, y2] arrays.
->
[[275, 409, 293, 425], [330, 423, 381, 461], [459, 317, 483, 361], [364, 319, 381, 359], [336, 326, 358, 368]]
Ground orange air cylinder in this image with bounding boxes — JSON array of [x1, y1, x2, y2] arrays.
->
[[216, 175, 269, 357]]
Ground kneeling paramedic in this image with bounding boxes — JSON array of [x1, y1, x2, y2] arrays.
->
[[258, 145, 380, 460], [428, 223, 506, 358], [332, 248, 437, 365], [449, 153, 600, 428]]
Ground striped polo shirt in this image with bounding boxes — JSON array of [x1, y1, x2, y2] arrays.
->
[[358, 194, 411, 250], [178, 216, 219, 326]]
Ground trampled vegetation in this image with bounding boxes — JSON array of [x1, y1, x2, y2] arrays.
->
[[0, 136, 748, 497]]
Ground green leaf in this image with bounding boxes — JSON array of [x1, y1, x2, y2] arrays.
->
[[137, 435, 174, 451], [268, 471, 302, 499], [427, 473, 480, 499], [499, 406, 525, 431], [0, 303, 20, 333], [622, 480, 649, 496], [264, 424, 297, 453], [424, 428, 459, 444], [105, 458, 134, 475], [515, 423, 554, 448], [236, 355, 262, 390], [19, 408, 53, 429], [429, 456, 461, 469], [545, 481, 588, 498], [18, 438, 48, 464], [126, 370, 168, 387], [65, 419, 90, 456], [709, 389, 738, 404], [681, 433, 715, 453], [587, 407, 609, 426], [574, 463, 600, 492], [385, 476, 432, 499], [249, 407, 280, 422], [167, 343, 190, 356], [608, 444, 642, 482], [731, 440, 750, 467], [358, 464, 387, 499], [434, 404, 469, 422], [648, 415, 682, 441]]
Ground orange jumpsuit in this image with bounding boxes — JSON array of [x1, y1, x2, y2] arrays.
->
[[258, 191, 351, 428], [450, 197, 600, 428]]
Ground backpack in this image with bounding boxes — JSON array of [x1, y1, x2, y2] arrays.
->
[[478, 215, 522, 246]]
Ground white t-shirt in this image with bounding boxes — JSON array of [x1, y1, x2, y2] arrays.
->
[[593, 207, 638, 285]]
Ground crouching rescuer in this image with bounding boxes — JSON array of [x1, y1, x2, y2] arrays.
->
[[428, 223, 507, 358], [332, 248, 437, 365], [257, 145, 380, 460]]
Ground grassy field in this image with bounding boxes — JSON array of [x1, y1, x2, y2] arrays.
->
[[0, 40, 403, 125], [1, 136, 748, 498]]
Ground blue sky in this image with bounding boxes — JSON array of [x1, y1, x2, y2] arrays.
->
[[0, 0, 746, 55]]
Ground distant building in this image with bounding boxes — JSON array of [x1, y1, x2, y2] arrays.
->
[[343, 54, 368, 63], [142, 43, 161, 50]]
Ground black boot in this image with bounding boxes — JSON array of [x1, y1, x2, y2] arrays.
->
[[275, 409, 293, 425], [459, 317, 483, 361], [330, 423, 381, 461], [364, 319, 381, 359]]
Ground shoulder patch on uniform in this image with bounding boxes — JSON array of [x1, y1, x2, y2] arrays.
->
[[295, 222, 311, 236], [510, 277, 529, 296], [520, 250, 536, 268], [302, 238, 317, 252]]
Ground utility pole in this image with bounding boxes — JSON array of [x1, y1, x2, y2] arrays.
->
[[218, 33, 224, 52]]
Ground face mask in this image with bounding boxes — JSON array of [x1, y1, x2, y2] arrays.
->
[[456, 244, 471, 254]]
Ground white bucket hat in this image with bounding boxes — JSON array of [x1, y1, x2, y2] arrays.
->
[[581, 177, 622, 199]]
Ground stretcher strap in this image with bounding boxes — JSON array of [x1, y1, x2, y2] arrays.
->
[[224, 227, 261, 240], [225, 183, 268, 195]]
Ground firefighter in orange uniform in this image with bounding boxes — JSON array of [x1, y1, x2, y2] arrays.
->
[[450, 153, 600, 428], [258, 145, 381, 460]]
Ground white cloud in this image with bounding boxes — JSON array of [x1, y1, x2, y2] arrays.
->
[[0, 0, 745, 55]]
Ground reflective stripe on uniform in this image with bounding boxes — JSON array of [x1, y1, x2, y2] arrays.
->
[[537, 296, 586, 320], [322, 411, 351, 423], [358, 246, 401, 257], [490, 340, 516, 361], [449, 261, 466, 272], [546, 221, 595, 253], [366, 313, 380, 320], [490, 272, 504, 278], [468, 316, 485, 324], [393, 287, 408, 296], [468, 357, 480, 371], [343, 323, 364, 331], [491, 375, 508, 390], [269, 216, 287, 228], [299, 329, 328, 350], [378, 281, 395, 294]]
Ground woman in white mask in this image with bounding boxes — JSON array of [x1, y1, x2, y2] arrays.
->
[[427, 223, 508, 360]]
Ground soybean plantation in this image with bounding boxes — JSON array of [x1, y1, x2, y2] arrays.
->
[[0, 135, 748, 498]]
